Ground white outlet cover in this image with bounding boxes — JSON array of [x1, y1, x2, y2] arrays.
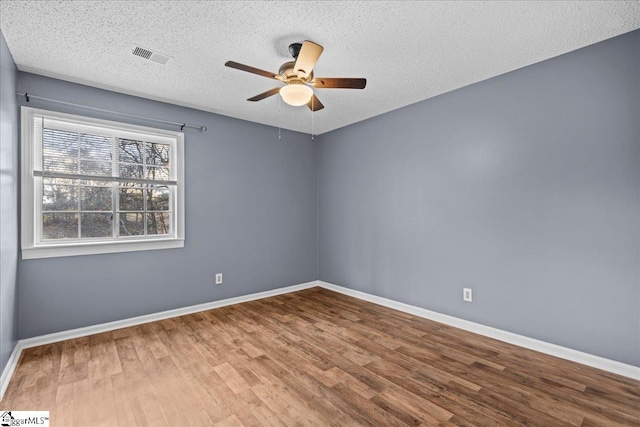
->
[[215, 273, 223, 285], [463, 288, 473, 302]]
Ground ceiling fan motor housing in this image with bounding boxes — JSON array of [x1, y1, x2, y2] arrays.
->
[[279, 61, 313, 81]]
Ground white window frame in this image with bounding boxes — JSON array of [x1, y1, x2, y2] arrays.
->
[[21, 106, 185, 259]]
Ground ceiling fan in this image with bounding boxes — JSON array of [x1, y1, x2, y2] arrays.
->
[[225, 40, 366, 111]]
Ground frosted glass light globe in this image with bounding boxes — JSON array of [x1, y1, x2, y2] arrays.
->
[[280, 83, 313, 106]]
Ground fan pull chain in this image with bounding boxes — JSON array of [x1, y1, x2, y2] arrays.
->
[[278, 96, 282, 140], [311, 96, 314, 141]]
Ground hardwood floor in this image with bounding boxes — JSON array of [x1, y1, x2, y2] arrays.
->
[[2, 287, 639, 426]]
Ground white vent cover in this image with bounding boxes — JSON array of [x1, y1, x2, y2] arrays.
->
[[131, 45, 172, 65]]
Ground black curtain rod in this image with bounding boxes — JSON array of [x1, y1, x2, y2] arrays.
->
[[17, 92, 207, 132]]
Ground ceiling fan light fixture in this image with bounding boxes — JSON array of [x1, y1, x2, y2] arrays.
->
[[226, 40, 365, 111], [280, 83, 313, 106]]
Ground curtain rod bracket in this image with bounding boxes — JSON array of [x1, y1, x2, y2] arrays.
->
[[25, 93, 29, 102], [180, 124, 185, 131]]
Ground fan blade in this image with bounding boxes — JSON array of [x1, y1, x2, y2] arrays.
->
[[311, 78, 367, 89], [247, 88, 281, 102], [294, 41, 324, 79], [307, 95, 324, 111], [225, 61, 283, 80]]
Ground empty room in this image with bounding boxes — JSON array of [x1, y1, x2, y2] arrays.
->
[[0, 1, 639, 426]]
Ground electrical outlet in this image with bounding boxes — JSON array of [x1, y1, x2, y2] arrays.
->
[[463, 288, 472, 302], [215, 273, 223, 285]]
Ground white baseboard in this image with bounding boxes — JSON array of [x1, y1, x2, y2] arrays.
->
[[19, 281, 318, 350], [317, 281, 640, 380], [0, 342, 23, 401], [2, 278, 637, 402], [0, 280, 317, 400]]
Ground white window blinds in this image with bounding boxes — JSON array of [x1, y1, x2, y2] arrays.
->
[[33, 115, 178, 186]]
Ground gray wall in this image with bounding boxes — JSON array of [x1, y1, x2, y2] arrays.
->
[[18, 73, 318, 338], [318, 30, 640, 366], [0, 30, 19, 374]]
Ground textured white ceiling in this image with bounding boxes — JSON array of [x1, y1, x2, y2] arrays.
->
[[1, 1, 638, 135]]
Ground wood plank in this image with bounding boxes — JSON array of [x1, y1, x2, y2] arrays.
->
[[1, 287, 638, 427]]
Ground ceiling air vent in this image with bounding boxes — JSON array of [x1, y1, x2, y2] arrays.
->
[[132, 45, 172, 65]]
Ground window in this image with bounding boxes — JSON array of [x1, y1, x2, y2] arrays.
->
[[21, 107, 184, 259]]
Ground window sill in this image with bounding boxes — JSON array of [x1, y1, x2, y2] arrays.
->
[[21, 238, 185, 260]]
